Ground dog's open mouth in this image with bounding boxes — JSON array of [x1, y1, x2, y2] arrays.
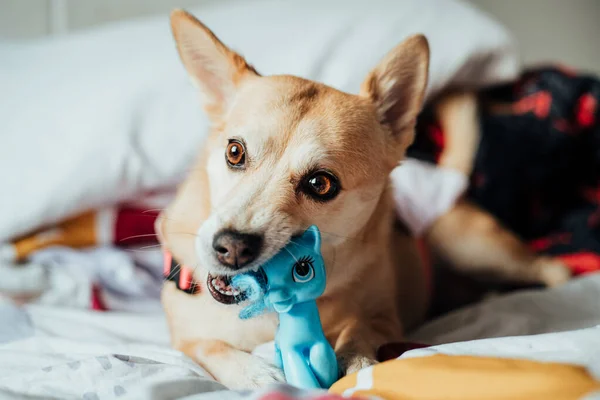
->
[[207, 273, 246, 305]]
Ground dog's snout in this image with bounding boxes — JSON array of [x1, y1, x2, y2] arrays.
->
[[212, 230, 263, 270]]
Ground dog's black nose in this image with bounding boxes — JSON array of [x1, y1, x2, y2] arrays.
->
[[212, 230, 263, 270]]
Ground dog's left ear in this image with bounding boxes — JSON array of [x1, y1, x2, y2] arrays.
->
[[170, 9, 260, 120], [360, 35, 429, 160]]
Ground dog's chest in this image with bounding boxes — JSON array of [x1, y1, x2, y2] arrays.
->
[[164, 284, 279, 351]]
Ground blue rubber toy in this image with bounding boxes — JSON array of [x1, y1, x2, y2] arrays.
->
[[231, 225, 339, 389]]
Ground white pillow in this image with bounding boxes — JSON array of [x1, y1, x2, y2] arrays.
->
[[0, 0, 519, 242]]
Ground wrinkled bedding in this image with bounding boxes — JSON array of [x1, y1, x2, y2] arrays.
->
[[1, 274, 599, 399]]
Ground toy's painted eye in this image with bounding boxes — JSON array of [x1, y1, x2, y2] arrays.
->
[[292, 257, 315, 283]]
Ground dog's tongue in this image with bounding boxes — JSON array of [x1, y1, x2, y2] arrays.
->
[[213, 276, 233, 291], [207, 273, 245, 305], [207, 269, 268, 310], [209, 274, 240, 296]]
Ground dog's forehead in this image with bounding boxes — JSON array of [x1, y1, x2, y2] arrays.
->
[[219, 76, 390, 187], [229, 76, 382, 169], [286, 126, 326, 170], [232, 76, 372, 131]]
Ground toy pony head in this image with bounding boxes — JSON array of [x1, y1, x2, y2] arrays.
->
[[232, 225, 326, 318], [263, 225, 325, 312]]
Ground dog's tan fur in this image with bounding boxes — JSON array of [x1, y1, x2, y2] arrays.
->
[[158, 10, 570, 389]]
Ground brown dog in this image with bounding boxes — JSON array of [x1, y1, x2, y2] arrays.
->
[[157, 10, 570, 389]]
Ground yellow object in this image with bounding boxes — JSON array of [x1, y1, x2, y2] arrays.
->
[[2, 211, 101, 262], [330, 354, 600, 400]]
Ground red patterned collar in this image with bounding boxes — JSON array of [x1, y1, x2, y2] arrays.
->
[[163, 251, 200, 294]]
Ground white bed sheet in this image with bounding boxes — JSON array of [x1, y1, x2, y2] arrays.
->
[[1, 275, 599, 400], [0, 0, 519, 243]]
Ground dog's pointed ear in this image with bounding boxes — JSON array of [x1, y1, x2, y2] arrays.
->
[[360, 35, 429, 158], [170, 9, 259, 119]]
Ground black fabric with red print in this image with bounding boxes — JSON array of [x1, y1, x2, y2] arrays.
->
[[408, 66, 600, 275]]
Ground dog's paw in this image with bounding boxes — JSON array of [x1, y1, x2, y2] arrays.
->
[[337, 352, 377, 376], [534, 257, 571, 287], [228, 355, 285, 390]]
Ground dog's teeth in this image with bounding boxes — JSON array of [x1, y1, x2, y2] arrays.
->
[[209, 276, 239, 297]]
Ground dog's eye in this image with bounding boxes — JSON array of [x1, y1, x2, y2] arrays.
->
[[301, 171, 340, 201], [292, 259, 315, 283], [226, 140, 246, 168]]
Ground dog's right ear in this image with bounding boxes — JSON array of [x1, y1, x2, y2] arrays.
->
[[170, 10, 259, 120]]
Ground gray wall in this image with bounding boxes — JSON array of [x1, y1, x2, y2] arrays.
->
[[1, 0, 599, 75], [0, 0, 216, 37], [467, 0, 600, 75]]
